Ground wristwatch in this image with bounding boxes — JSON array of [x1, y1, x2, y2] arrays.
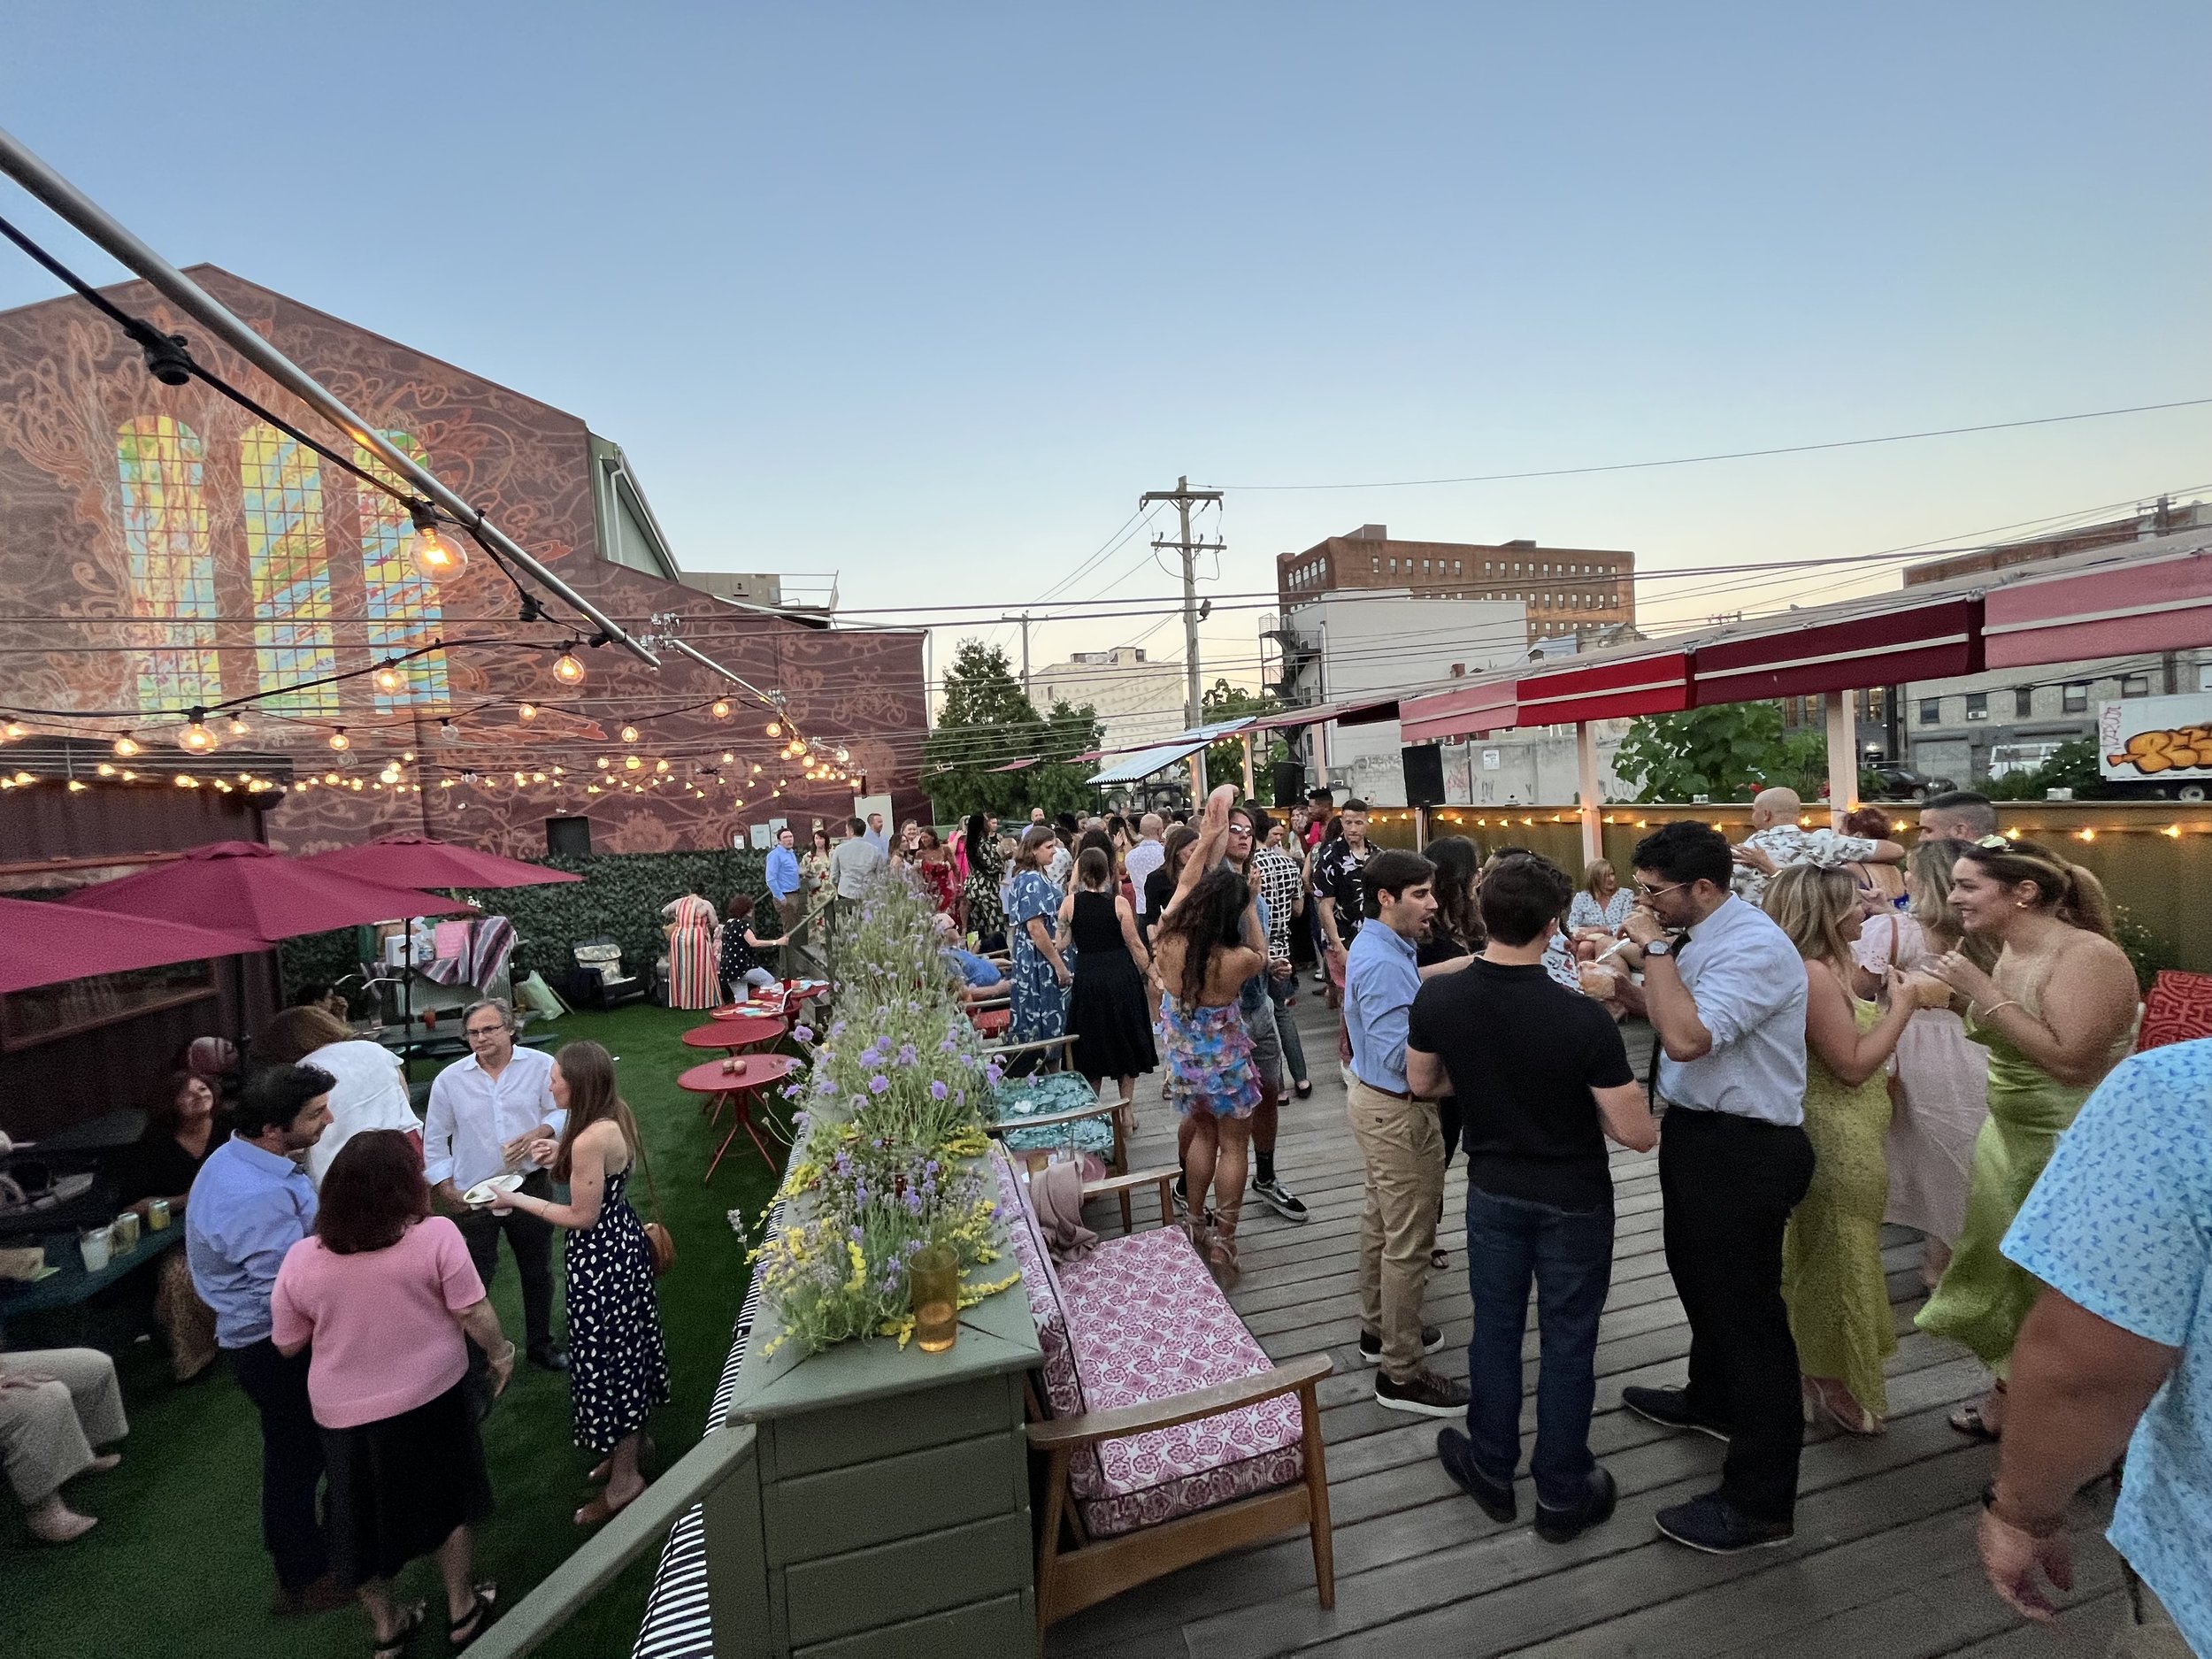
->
[[1642, 937, 1674, 958]]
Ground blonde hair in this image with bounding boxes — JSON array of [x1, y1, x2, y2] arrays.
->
[[1955, 839, 2116, 941], [1763, 864, 1859, 973], [1580, 858, 1616, 898], [255, 1003, 354, 1065]]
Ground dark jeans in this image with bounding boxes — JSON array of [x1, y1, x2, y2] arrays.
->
[[454, 1170, 557, 1354], [1658, 1106, 1816, 1523], [229, 1338, 329, 1590], [1265, 972, 1310, 1085], [1463, 1185, 1614, 1509]]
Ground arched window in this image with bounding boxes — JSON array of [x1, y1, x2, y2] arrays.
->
[[240, 422, 336, 715], [356, 434, 449, 711], [116, 416, 222, 710]]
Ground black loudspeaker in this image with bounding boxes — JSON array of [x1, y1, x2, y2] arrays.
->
[[1271, 759, 1304, 807], [1402, 745, 1446, 807], [546, 816, 593, 858]]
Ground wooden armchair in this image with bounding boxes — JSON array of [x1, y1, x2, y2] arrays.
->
[[983, 1067, 1133, 1228]]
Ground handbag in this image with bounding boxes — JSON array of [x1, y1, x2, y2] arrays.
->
[[633, 1136, 676, 1279]]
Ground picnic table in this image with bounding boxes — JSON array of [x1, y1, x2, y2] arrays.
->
[[0, 1222, 183, 1340]]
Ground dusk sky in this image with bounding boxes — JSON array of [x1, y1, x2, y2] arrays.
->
[[6, 3, 2208, 693]]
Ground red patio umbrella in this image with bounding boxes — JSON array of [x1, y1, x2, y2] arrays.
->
[[62, 841, 475, 941], [298, 832, 582, 892], [0, 896, 268, 995]]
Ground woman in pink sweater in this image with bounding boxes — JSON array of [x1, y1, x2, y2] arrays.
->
[[273, 1131, 513, 1656]]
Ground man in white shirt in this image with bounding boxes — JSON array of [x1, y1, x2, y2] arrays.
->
[[830, 816, 887, 902], [1600, 820, 1814, 1555], [1730, 786, 1901, 904], [424, 998, 566, 1371], [1124, 813, 1167, 914]]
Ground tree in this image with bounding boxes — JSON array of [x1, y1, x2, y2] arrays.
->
[[1985, 735, 2107, 801], [922, 639, 1103, 821], [1613, 703, 1828, 803], [1199, 679, 1289, 803]]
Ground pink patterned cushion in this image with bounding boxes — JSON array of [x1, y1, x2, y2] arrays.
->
[[1056, 1225, 1306, 1538], [990, 1153, 1085, 1420]]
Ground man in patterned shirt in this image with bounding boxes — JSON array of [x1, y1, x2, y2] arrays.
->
[[1251, 810, 1312, 1098], [1312, 798, 1373, 965], [1729, 787, 1902, 905]]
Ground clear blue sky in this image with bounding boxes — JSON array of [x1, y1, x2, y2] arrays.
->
[[5, 3, 2208, 691]]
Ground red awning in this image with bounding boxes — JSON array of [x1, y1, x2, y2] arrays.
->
[[1514, 645, 1694, 725], [65, 841, 476, 942], [1240, 695, 1397, 733], [1398, 676, 1521, 743], [1692, 593, 1982, 704], [1983, 541, 2212, 668]]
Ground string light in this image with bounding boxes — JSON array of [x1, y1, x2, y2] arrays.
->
[[517, 703, 538, 723], [327, 728, 351, 751], [624, 755, 642, 771], [373, 661, 405, 695], [111, 733, 140, 757], [226, 714, 250, 738], [178, 715, 217, 753], [765, 721, 782, 739], [710, 700, 732, 720], [407, 503, 466, 580], [378, 763, 402, 785], [551, 647, 587, 686], [619, 724, 641, 744], [1, 721, 24, 741]]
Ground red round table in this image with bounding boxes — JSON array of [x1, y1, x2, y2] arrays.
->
[[682, 1016, 786, 1054], [677, 1053, 801, 1182]]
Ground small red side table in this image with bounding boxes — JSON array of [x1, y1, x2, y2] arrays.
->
[[681, 1016, 786, 1055], [678, 1053, 801, 1182]]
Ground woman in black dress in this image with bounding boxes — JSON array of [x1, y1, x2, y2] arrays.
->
[[488, 1041, 669, 1526], [1057, 847, 1158, 1135], [119, 1071, 219, 1379]]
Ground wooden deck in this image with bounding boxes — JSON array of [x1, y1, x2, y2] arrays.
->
[[1050, 999, 2128, 1659]]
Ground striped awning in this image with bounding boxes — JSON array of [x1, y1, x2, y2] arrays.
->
[[1983, 539, 2212, 668]]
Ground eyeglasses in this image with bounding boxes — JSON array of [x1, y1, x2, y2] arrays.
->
[[465, 1025, 508, 1041], [1632, 879, 1687, 900]]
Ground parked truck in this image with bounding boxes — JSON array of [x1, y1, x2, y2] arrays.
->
[[2100, 693, 2212, 800]]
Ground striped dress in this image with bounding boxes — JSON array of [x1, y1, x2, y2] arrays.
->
[[664, 895, 719, 1010]]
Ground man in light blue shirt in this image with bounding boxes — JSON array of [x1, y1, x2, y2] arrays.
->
[[765, 825, 804, 974], [186, 1062, 338, 1609], [1980, 1040, 2212, 1655], [1343, 848, 1468, 1418], [864, 810, 890, 854]]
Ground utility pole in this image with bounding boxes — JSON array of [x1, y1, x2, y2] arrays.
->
[[998, 611, 1033, 700], [1139, 475, 1225, 729]]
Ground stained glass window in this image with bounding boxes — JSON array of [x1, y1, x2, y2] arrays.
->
[[356, 433, 449, 711], [116, 416, 222, 711], [241, 423, 337, 715]]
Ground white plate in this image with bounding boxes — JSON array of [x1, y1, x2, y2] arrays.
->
[[461, 1173, 524, 1208]]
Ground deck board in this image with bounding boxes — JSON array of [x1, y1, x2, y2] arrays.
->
[[1048, 995, 2122, 1658]]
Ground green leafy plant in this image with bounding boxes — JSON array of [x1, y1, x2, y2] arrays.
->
[[2110, 902, 2171, 992], [1984, 736, 2108, 802], [922, 639, 1103, 820], [1202, 678, 1289, 803], [1614, 703, 1827, 803]]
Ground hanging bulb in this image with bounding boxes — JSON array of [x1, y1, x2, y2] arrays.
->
[[112, 733, 141, 757], [378, 764, 402, 785], [179, 718, 217, 754], [595, 756, 611, 770], [324, 771, 342, 785], [439, 718, 459, 742], [625, 755, 642, 771], [407, 503, 466, 580], [226, 713, 250, 738], [517, 702, 537, 723], [373, 662, 405, 695], [327, 727, 351, 751], [655, 758, 671, 773], [551, 647, 586, 686], [1, 720, 24, 741], [619, 724, 641, 744], [710, 700, 732, 720], [834, 746, 850, 764], [764, 720, 782, 739], [720, 750, 735, 764]]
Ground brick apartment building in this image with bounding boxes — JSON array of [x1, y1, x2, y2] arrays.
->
[[1276, 524, 1636, 645]]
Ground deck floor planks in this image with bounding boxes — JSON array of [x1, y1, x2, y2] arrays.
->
[[1047, 997, 2103, 1658]]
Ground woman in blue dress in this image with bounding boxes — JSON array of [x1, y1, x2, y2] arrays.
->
[[1005, 825, 1071, 1048]]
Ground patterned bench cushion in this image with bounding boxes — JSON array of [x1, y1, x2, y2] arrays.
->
[[1056, 1225, 1305, 1539], [2139, 970, 2212, 1052], [989, 1152, 1085, 1423]]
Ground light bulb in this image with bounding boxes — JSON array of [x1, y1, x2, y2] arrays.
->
[[407, 504, 467, 581], [1, 721, 24, 741], [517, 703, 537, 723], [179, 721, 216, 754], [112, 733, 140, 757], [720, 751, 734, 764], [619, 724, 640, 744], [595, 756, 611, 769], [66, 779, 88, 793], [327, 728, 350, 751], [324, 771, 341, 785], [379, 764, 402, 785], [226, 714, 250, 738], [373, 663, 404, 694], [551, 649, 586, 686], [834, 746, 850, 764], [625, 755, 642, 771], [655, 758, 670, 773], [97, 763, 116, 777], [710, 700, 732, 720], [764, 721, 782, 739]]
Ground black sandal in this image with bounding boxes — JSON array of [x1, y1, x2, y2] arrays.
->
[[373, 1601, 426, 1658], [1948, 1383, 2005, 1442], [1294, 1079, 1312, 1099], [448, 1582, 497, 1649]]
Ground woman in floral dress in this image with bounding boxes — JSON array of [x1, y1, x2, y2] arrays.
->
[[1005, 826, 1071, 1048], [962, 812, 1009, 952]]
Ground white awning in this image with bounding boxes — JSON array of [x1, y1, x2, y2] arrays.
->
[[1088, 738, 1211, 787]]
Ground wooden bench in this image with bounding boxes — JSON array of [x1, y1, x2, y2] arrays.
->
[[988, 1151, 1334, 1633]]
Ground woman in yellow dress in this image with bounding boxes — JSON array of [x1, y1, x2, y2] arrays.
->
[[1764, 865, 1932, 1434], [1916, 840, 2139, 1440]]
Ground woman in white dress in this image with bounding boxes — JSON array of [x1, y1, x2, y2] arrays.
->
[[1567, 859, 1634, 936], [255, 1004, 425, 1186], [1848, 838, 1991, 1286]]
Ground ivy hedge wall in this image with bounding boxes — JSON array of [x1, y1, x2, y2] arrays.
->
[[278, 849, 773, 996]]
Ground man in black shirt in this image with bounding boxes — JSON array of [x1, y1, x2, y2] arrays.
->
[[1407, 852, 1656, 1543]]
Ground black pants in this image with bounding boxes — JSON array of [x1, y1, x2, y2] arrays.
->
[[229, 1339, 329, 1590], [1657, 1106, 1816, 1524], [454, 1170, 557, 1354]]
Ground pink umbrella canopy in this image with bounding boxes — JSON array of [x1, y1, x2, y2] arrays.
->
[[0, 895, 269, 996], [62, 841, 476, 942], [298, 831, 582, 892]]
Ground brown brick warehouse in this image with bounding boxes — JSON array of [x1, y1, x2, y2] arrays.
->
[[0, 265, 931, 858]]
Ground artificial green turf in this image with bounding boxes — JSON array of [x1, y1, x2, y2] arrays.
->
[[2, 1004, 780, 1659]]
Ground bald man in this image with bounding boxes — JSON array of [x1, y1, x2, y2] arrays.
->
[[1124, 813, 1167, 921], [1917, 790, 1998, 842], [1730, 787, 1903, 904]]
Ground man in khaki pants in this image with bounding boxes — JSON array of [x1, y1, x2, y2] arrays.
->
[[1344, 849, 1471, 1418]]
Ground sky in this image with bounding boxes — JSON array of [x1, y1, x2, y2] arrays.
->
[[4, 2, 2209, 706]]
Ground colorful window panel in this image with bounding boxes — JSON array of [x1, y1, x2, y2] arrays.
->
[[356, 433, 449, 711], [115, 416, 222, 710], [241, 423, 337, 715]]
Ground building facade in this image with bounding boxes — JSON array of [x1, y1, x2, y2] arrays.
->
[[0, 266, 927, 858], [1277, 524, 1636, 646], [1028, 646, 1187, 753]]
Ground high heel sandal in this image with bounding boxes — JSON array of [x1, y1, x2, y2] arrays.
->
[[588, 1434, 657, 1483], [448, 1582, 497, 1650], [372, 1600, 426, 1658], [1948, 1382, 2005, 1443], [1804, 1378, 1884, 1437]]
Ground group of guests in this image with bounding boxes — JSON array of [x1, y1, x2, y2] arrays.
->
[[12, 996, 671, 1656]]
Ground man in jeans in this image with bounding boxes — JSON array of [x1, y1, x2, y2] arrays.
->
[[1345, 849, 1468, 1417], [1604, 819, 1813, 1554], [1408, 853, 1656, 1540]]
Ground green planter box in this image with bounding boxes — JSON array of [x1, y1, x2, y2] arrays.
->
[[703, 1193, 1042, 1657]]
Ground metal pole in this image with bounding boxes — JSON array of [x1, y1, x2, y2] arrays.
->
[[1179, 488, 1201, 729], [0, 124, 657, 666], [1575, 721, 1603, 865], [1240, 730, 1256, 800]]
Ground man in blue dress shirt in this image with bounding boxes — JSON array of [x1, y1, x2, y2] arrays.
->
[[764, 824, 804, 973], [186, 1062, 342, 1614]]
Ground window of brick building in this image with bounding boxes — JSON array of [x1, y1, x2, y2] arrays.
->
[[1919, 698, 1942, 725], [2062, 683, 2087, 712]]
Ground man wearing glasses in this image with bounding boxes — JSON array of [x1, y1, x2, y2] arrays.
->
[[1596, 820, 1812, 1555], [424, 998, 568, 1371]]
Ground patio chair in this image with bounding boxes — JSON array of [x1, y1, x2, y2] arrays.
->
[[566, 937, 648, 1011]]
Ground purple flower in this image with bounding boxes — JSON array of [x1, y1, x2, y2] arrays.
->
[[984, 1064, 1004, 1087], [869, 1074, 891, 1095], [816, 1078, 840, 1096], [896, 1043, 918, 1066], [904, 1190, 926, 1215], [939, 1035, 958, 1053], [793, 1024, 815, 1043], [929, 1080, 949, 1101]]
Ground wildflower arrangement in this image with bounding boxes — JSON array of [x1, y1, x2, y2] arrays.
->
[[751, 866, 1020, 1356]]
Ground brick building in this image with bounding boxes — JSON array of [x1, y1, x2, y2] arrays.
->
[[1276, 524, 1636, 646]]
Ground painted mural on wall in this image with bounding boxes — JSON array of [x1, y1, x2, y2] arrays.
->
[[0, 267, 926, 856]]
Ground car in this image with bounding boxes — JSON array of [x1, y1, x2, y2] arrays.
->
[[1861, 760, 1953, 801]]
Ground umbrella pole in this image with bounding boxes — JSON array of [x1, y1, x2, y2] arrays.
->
[[402, 915, 417, 1087]]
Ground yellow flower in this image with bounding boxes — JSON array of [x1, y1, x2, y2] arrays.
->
[[845, 1240, 867, 1294]]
